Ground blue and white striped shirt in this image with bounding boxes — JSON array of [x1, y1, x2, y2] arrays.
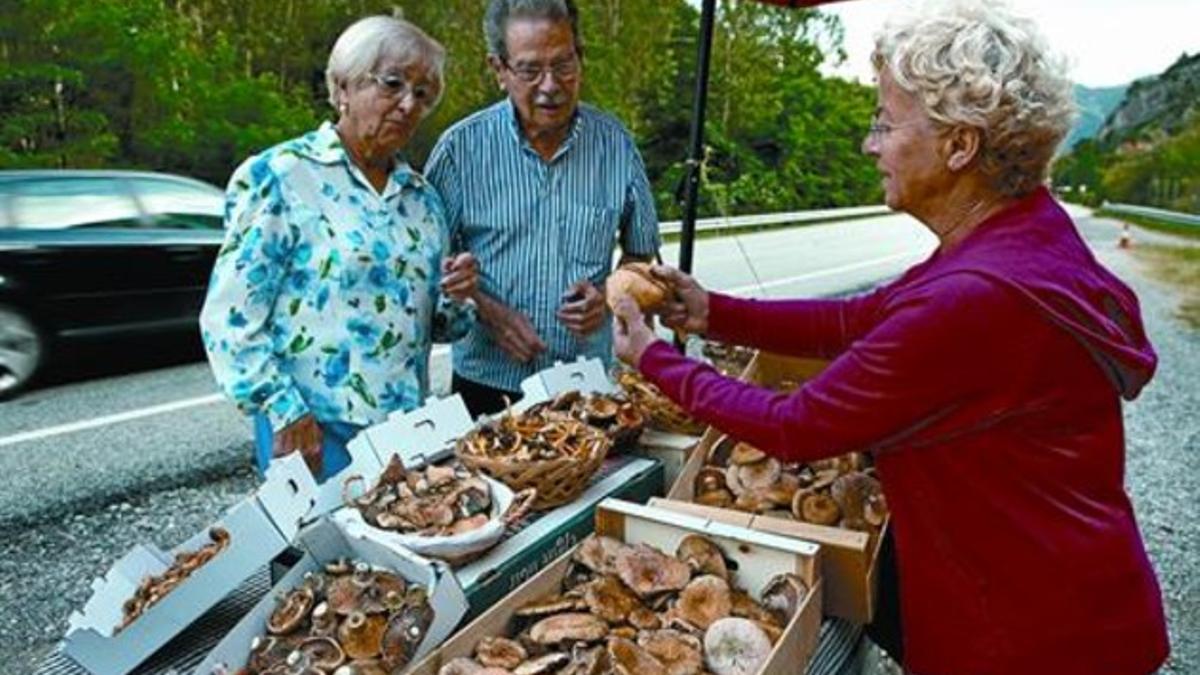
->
[[426, 99, 660, 391]]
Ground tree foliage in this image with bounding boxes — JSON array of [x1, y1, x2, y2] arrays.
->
[[0, 0, 882, 216]]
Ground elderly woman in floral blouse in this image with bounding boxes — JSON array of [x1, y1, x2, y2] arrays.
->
[[201, 16, 477, 482]]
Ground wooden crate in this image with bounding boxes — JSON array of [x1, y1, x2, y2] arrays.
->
[[408, 498, 823, 675]]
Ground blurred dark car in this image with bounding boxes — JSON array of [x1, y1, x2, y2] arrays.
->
[[0, 170, 226, 398]]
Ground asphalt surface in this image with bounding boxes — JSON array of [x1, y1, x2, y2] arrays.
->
[[3, 207, 1196, 673]]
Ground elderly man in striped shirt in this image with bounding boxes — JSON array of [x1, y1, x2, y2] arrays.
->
[[426, 0, 661, 418]]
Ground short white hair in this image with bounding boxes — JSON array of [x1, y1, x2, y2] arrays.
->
[[325, 16, 446, 112], [872, 0, 1076, 197]]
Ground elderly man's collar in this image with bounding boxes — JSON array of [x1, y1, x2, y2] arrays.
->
[[501, 98, 585, 161], [294, 121, 424, 190]]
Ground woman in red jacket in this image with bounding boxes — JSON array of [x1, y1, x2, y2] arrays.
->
[[612, 2, 1170, 673]]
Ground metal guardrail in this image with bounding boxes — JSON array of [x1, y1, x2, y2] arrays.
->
[[659, 205, 891, 235], [1102, 202, 1200, 227]]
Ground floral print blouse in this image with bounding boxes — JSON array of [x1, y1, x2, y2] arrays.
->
[[200, 122, 475, 432]]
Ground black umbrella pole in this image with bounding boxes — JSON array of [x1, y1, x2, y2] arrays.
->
[[679, 0, 717, 276]]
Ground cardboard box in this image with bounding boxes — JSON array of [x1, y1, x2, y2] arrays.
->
[[663, 350, 886, 623], [197, 517, 469, 675], [455, 455, 664, 621], [634, 428, 701, 490], [409, 498, 824, 675], [515, 356, 616, 409], [62, 455, 317, 675]]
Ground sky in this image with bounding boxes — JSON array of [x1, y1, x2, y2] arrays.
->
[[817, 0, 1199, 88]]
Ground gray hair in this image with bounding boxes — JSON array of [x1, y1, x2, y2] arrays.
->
[[483, 0, 582, 60], [872, 0, 1076, 197], [325, 16, 446, 111]]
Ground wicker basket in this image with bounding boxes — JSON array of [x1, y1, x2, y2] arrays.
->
[[455, 416, 610, 511]]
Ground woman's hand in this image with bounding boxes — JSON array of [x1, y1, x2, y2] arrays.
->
[[651, 265, 710, 335], [440, 253, 478, 303], [272, 414, 323, 477], [612, 296, 660, 366]]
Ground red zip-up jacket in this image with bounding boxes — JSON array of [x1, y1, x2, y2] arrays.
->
[[639, 189, 1169, 674]]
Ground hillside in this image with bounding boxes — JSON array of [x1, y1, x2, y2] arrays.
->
[[1064, 83, 1127, 150], [1099, 52, 1200, 145]]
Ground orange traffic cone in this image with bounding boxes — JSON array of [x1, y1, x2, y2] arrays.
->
[[1118, 222, 1133, 249]]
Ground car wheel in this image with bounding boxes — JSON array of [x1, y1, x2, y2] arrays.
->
[[0, 304, 44, 400]]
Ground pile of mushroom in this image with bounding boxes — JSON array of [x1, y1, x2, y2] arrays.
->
[[614, 369, 706, 436], [457, 406, 610, 464], [118, 526, 230, 631], [437, 534, 809, 675], [700, 342, 755, 378], [526, 390, 646, 451], [343, 457, 533, 538], [694, 438, 888, 533], [232, 559, 434, 675]]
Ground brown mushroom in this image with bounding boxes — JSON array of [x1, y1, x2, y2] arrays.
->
[[760, 574, 809, 627], [583, 396, 621, 425], [338, 611, 388, 660], [583, 575, 642, 624], [248, 635, 293, 672], [381, 600, 435, 670], [629, 606, 662, 630], [864, 491, 889, 527], [830, 472, 882, 526], [437, 657, 484, 675], [610, 626, 638, 640], [515, 594, 585, 617], [574, 536, 626, 575], [608, 637, 668, 675], [513, 652, 571, 675], [702, 618, 773, 675], [793, 490, 841, 526], [674, 576, 732, 630], [638, 629, 704, 675], [476, 636, 528, 670], [705, 436, 737, 467], [729, 459, 782, 494], [447, 513, 491, 536], [267, 586, 315, 635], [299, 636, 346, 671], [529, 612, 609, 645], [728, 591, 777, 627], [616, 544, 692, 598], [675, 536, 729, 581], [728, 443, 765, 466], [562, 644, 607, 675], [694, 488, 734, 509]]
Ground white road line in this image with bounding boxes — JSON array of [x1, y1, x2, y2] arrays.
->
[[0, 249, 924, 447], [724, 250, 926, 295]]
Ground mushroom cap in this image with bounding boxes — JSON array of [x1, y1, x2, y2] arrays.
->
[[728, 591, 778, 627], [675, 535, 729, 581], [299, 636, 346, 671], [695, 467, 729, 496], [476, 636, 528, 670], [583, 396, 621, 424], [728, 459, 782, 495], [794, 490, 841, 526], [830, 472, 881, 521], [381, 601, 435, 669], [513, 652, 571, 675], [267, 586, 314, 635], [694, 488, 734, 509], [637, 629, 704, 675], [674, 576, 733, 630], [615, 544, 692, 598], [608, 637, 668, 675], [606, 263, 670, 312], [437, 657, 484, 675], [728, 443, 765, 466], [562, 644, 607, 675], [515, 594, 586, 617], [759, 574, 809, 626], [529, 612, 609, 645], [583, 575, 642, 624], [328, 574, 364, 616], [574, 536, 626, 575], [703, 618, 774, 675], [705, 436, 737, 467], [864, 491, 889, 527], [629, 607, 663, 630], [338, 611, 388, 660], [447, 513, 491, 535]]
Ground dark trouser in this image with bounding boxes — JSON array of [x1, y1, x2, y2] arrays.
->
[[451, 372, 523, 419], [865, 527, 905, 665]]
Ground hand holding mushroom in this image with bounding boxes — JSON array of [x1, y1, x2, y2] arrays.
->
[[612, 296, 660, 367]]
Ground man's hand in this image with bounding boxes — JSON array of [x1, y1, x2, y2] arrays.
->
[[476, 293, 547, 363], [556, 280, 606, 337], [440, 253, 478, 303], [272, 414, 323, 477], [650, 265, 710, 335], [612, 296, 660, 366]]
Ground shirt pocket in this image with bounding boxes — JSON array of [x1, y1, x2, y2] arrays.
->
[[561, 202, 618, 286]]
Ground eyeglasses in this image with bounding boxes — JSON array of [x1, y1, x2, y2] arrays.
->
[[503, 57, 580, 84], [867, 115, 926, 139], [368, 72, 436, 108]]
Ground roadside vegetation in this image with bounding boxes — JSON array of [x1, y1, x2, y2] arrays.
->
[[1132, 243, 1200, 329]]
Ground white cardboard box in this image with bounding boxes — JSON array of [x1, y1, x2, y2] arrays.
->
[[196, 517, 469, 675], [514, 356, 615, 411], [61, 455, 317, 675], [409, 498, 824, 675]]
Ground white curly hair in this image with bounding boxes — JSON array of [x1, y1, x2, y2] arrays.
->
[[872, 0, 1076, 197]]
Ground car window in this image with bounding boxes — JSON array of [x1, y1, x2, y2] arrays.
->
[[128, 177, 224, 230], [0, 177, 144, 229]]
